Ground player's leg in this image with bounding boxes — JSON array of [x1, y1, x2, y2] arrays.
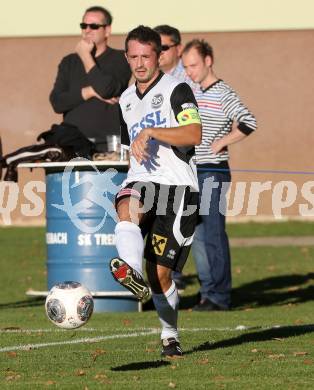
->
[[145, 185, 198, 357], [110, 182, 153, 300], [146, 261, 182, 357]]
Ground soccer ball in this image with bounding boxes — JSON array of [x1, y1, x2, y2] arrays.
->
[[45, 281, 94, 329]]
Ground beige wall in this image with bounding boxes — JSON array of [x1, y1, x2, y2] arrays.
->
[[1, 0, 314, 37], [0, 29, 314, 224]]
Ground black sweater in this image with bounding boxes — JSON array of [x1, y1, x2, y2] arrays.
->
[[50, 47, 131, 150]]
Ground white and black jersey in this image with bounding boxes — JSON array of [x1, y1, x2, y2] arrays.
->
[[119, 72, 201, 190], [195, 79, 257, 166]]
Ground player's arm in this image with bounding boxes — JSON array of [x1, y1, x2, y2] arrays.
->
[[131, 83, 202, 162], [147, 122, 201, 146]]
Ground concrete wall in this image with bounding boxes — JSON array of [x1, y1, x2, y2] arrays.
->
[[0, 29, 314, 224], [1, 0, 313, 37]]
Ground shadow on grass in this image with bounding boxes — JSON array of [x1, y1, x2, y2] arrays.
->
[[143, 272, 314, 311], [0, 297, 45, 310], [186, 324, 314, 355], [110, 325, 314, 369], [232, 273, 314, 309], [111, 359, 171, 371]]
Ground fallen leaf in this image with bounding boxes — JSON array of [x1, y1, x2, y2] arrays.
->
[[197, 358, 209, 365], [6, 351, 17, 358], [122, 319, 132, 326], [76, 369, 85, 376], [145, 348, 156, 353], [94, 373, 108, 380], [147, 340, 158, 345], [213, 376, 225, 381], [168, 382, 176, 388], [91, 349, 106, 362], [293, 352, 308, 357], [268, 354, 285, 359], [5, 374, 21, 381], [300, 247, 309, 255], [171, 365, 177, 370], [45, 380, 56, 385], [303, 360, 312, 365], [94, 373, 111, 384], [251, 349, 258, 353], [166, 355, 184, 360]]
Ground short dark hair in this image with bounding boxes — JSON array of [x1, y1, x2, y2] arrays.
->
[[182, 39, 214, 62], [125, 25, 162, 55], [154, 25, 181, 45], [84, 6, 113, 25]]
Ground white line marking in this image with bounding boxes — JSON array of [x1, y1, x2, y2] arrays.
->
[[0, 326, 260, 334], [0, 329, 159, 353], [2, 324, 311, 353]]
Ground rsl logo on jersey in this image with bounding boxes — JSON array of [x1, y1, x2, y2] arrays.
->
[[129, 110, 166, 140], [151, 94, 164, 109]]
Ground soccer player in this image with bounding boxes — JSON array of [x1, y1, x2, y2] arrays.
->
[[109, 26, 202, 357]]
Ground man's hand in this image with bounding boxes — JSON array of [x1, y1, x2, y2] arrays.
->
[[211, 127, 248, 155], [103, 97, 120, 105], [81, 87, 119, 105], [81, 86, 101, 100], [76, 39, 94, 58], [211, 138, 225, 155], [131, 129, 152, 163], [76, 39, 96, 72]]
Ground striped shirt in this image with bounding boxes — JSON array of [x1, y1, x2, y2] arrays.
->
[[195, 79, 257, 165]]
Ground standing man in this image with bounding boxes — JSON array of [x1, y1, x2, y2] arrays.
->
[[109, 26, 201, 357], [154, 24, 198, 292], [154, 24, 197, 90], [50, 6, 131, 152], [182, 39, 257, 311]]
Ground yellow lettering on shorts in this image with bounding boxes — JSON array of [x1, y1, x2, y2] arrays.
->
[[152, 234, 168, 256]]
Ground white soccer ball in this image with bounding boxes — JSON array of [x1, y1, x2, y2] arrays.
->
[[45, 281, 94, 329]]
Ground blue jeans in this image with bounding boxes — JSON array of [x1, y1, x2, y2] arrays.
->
[[192, 170, 232, 308]]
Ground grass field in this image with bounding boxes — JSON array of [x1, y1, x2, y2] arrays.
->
[[1, 223, 314, 389]]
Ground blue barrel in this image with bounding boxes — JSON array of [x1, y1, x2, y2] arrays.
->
[[45, 164, 138, 312]]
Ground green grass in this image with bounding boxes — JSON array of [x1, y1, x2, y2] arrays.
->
[[1, 226, 314, 389], [227, 220, 314, 237]]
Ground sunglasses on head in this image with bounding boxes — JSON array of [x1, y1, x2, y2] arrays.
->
[[161, 43, 178, 51], [80, 23, 107, 30]]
